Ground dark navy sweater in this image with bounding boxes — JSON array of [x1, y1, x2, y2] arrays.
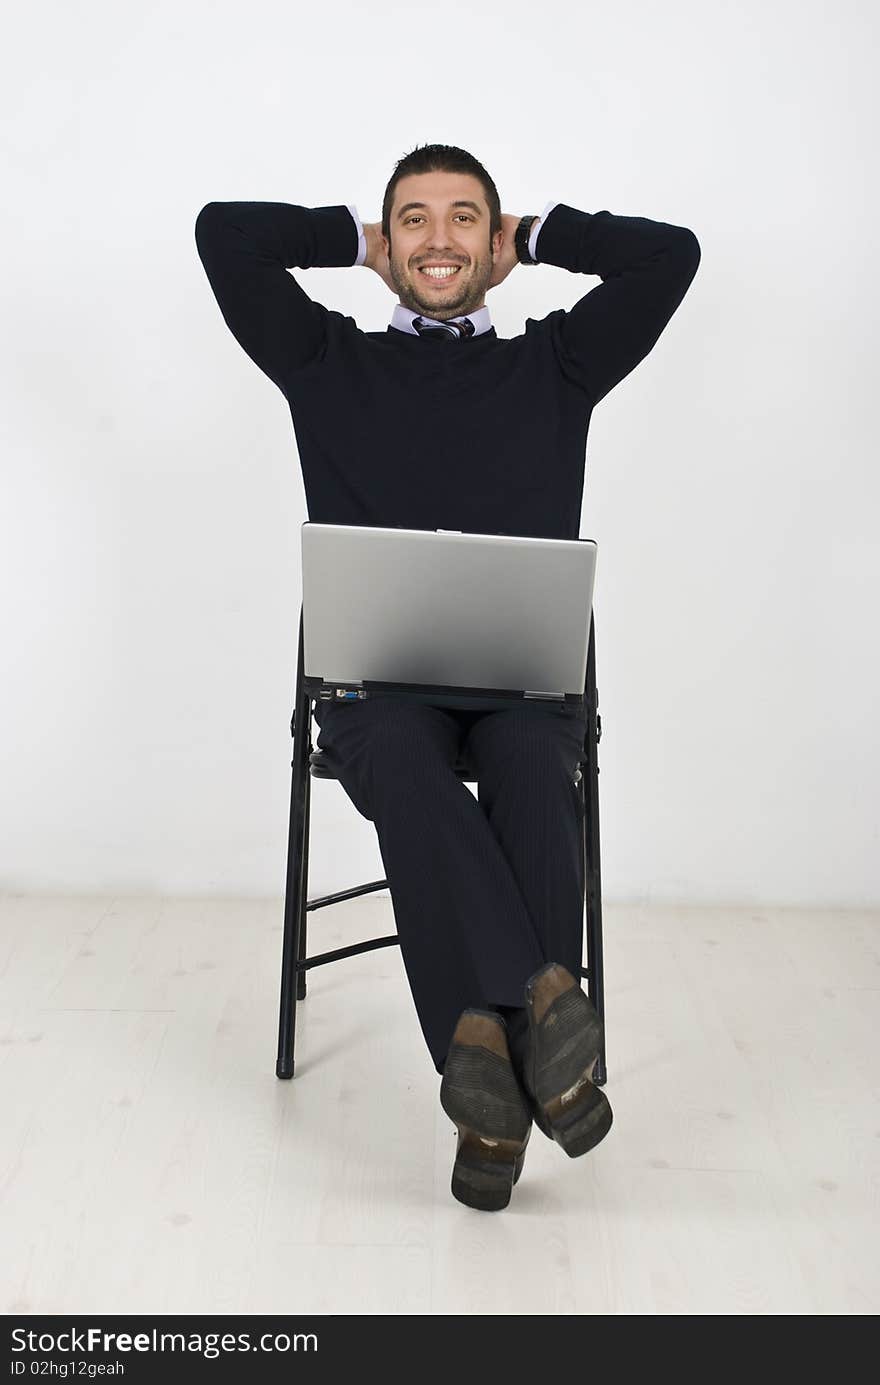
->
[[194, 201, 700, 539]]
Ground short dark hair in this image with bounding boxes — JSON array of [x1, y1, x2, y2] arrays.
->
[[381, 143, 502, 245]]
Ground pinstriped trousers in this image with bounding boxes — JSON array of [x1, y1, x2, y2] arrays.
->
[[312, 695, 588, 1074]]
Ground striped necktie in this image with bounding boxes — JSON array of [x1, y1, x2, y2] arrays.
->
[[412, 316, 475, 341]]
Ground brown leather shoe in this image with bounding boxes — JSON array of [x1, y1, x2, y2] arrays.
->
[[522, 963, 613, 1157], [440, 1009, 532, 1211]]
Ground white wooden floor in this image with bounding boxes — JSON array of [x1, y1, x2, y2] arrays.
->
[[1, 892, 877, 1315]]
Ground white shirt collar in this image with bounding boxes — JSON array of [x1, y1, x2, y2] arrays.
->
[[389, 303, 493, 336]]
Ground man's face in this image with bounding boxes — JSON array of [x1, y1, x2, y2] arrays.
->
[[382, 170, 502, 320]]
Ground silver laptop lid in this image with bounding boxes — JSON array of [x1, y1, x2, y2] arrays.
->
[[301, 524, 597, 699]]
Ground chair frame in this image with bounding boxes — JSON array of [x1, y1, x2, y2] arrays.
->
[[275, 602, 607, 1086]]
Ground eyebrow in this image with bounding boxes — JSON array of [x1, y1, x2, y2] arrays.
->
[[396, 200, 483, 220]]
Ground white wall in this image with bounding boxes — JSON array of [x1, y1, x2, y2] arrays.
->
[[1, 0, 877, 905]]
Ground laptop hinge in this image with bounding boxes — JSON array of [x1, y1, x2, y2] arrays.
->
[[523, 690, 565, 701]]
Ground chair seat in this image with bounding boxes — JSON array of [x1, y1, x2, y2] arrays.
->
[[309, 749, 478, 782], [309, 748, 582, 785]]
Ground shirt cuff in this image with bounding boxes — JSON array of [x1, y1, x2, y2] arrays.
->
[[347, 204, 367, 266], [529, 201, 559, 262]]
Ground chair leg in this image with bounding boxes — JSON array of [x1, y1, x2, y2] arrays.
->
[[582, 611, 607, 1087], [276, 681, 312, 1080], [583, 708, 607, 1087], [296, 740, 311, 1002]]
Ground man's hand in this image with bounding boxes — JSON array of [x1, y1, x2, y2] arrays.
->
[[362, 223, 396, 293], [487, 213, 527, 291]]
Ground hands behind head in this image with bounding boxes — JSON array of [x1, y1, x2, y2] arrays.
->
[[487, 214, 522, 292], [362, 223, 397, 293]]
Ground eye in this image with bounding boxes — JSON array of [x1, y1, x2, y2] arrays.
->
[[404, 214, 474, 225]]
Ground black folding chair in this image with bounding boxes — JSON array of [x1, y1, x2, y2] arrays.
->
[[275, 603, 607, 1086]]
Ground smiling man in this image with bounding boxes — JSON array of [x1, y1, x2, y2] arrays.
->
[[195, 143, 701, 1212]]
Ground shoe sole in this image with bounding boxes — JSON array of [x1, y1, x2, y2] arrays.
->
[[525, 963, 613, 1158], [440, 1010, 532, 1212]]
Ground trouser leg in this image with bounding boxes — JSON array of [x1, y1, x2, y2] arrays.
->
[[461, 703, 588, 986], [312, 696, 546, 1073]]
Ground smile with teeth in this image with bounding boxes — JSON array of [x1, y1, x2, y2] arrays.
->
[[419, 265, 462, 279]]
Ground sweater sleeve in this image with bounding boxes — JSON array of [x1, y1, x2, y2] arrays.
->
[[194, 202, 360, 394], [534, 203, 701, 405]]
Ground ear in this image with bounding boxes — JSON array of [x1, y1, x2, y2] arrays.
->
[[492, 228, 504, 258]]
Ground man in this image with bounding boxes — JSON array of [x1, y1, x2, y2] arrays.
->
[[195, 143, 701, 1212]]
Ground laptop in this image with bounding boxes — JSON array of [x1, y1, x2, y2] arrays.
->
[[301, 523, 597, 712]]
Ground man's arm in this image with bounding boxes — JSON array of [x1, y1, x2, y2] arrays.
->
[[531, 203, 701, 405], [194, 202, 363, 393]]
